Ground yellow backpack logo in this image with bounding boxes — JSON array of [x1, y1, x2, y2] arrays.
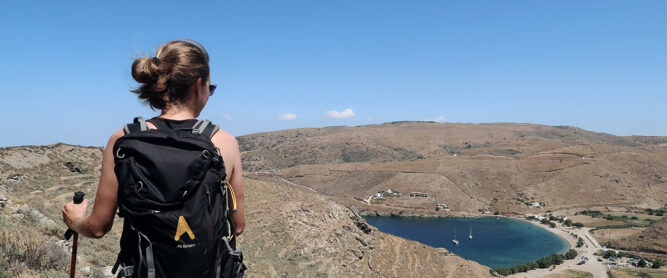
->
[[174, 216, 195, 241]]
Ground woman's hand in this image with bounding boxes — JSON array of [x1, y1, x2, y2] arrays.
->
[[62, 199, 89, 231]]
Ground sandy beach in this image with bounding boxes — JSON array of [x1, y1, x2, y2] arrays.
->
[[509, 219, 609, 278]]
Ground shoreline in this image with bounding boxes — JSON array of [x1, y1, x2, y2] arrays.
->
[[513, 216, 575, 252], [361, 212, 575, 256]]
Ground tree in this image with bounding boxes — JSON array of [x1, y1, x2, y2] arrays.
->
[[565, 249, 578, 260], [603, 250, 616, 259], [494, 267, 511, 276], [564, 219, 572, 226], [652, 260, 664, 269], [516, 264, 527, 273], [547, 253, 564, 265], [537, 257, 550, 268], [606, 214, 614, 220], [549, 221, 556, 228], [577, 237, 584, 248], [637, 259, 647, 268], [573, 222, 584, 228]]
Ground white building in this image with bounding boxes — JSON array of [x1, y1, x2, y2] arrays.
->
[[436, 204, 450, 211], [410, 192, 429, 198]]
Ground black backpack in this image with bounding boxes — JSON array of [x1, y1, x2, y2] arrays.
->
[[111, 117, 246, 278]]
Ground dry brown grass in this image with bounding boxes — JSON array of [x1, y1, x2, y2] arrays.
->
[[608, 267, 667, 278], [0, 214, 68, 276], [568, 215, 627, 228], [590, 228, 643, 243]]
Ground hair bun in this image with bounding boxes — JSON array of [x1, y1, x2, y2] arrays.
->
[[131, 40, 210, 110], [131, 57, 161, 84]]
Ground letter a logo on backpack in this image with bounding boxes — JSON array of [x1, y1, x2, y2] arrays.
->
[[174, 215, 195, 241]]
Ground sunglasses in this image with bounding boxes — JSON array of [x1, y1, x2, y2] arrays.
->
[[209, 84, 217, 96]]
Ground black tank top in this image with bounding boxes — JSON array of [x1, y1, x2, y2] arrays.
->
[[147, 117, 199, 131]]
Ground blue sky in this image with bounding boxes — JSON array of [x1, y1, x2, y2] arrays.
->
[[0, 1, 665, 147]]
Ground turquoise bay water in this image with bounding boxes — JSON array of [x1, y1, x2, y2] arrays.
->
[[363, 216, 569, 268]]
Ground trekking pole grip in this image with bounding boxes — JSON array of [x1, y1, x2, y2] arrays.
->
[[64, 191, 86, 240]]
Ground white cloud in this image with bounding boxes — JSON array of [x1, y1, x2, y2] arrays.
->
[[278, 113, 297, 120], [325, 109, 355, 119], [427, 116, 446, 122], [221, 114, 232, 120]]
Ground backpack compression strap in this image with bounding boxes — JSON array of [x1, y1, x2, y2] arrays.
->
[[192, 119, 220, 139], [123, 117, 148, 135]]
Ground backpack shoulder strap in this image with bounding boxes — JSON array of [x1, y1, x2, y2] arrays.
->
[[202, 124, 220, 139], [192, 119, 220, 139], [123, 116, 148, 135]]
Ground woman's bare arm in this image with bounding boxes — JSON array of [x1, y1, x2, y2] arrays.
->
[[62, 129, 123, 238], [212, 130, 246, 236]]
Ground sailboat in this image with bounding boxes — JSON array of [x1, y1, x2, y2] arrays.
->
[[452, 232, 459, 245], [468, 226, 473, 239]]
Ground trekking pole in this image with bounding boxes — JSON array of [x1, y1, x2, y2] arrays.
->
[[64, 191, 85, 278]]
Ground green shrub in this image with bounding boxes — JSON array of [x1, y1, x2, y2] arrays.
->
[[637, 259, 647, 268]]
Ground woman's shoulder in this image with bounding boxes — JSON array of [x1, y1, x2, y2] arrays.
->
[[107, 129, 126, 147], [211, 128, 238, 149]]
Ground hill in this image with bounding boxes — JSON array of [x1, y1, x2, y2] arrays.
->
[[238, 122, 667, 215], [609, 220, 667, 260], [0, 143, 490, 277]]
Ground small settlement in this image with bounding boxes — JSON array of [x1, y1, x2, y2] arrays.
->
[[364, 189, 400, 203]]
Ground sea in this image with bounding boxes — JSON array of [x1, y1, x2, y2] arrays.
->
[[363, 216, 570, 268]]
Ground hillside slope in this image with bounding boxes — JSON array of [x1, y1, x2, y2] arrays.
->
[[0, 143, 490, 277], [238, 122, 667, 214], [609, 220, 667, 260], [240, 175, 491, 277]]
